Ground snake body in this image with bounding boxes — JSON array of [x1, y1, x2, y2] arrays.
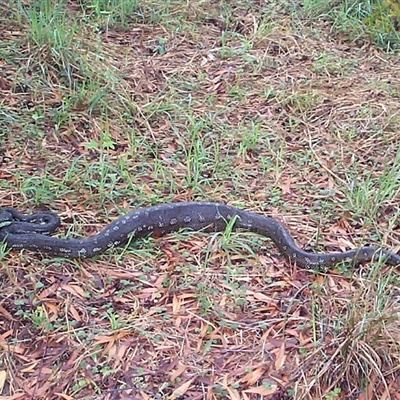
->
[[0, 202, 399, 268]]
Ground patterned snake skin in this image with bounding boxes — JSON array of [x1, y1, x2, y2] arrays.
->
[[0, 202, 399, 268]]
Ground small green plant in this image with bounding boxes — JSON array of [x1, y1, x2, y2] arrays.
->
[[15, 305, 55, 332], [324, 387, 341, 400]]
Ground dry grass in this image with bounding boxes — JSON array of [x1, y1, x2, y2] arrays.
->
[[1, 0, 400, 399]]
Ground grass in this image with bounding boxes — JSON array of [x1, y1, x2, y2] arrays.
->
[[303, 0, 400, 52], [1, 0, 400, 398]]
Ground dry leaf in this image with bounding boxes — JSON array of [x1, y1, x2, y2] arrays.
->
[[170, 378, 194, 398], [0, 371, 6, 394], [274, 343, 286, 370], [244, 384, 278, 395]]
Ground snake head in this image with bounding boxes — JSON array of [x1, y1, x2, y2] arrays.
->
[[0, 209, 14, 228]]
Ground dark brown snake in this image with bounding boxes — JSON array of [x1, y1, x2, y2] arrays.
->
[[0, 202, 399, 268]]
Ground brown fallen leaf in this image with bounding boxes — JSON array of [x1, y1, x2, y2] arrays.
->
[[170, 378, 194, 398]]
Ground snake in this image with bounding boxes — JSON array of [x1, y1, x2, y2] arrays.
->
[[0, 202, 399, 269]]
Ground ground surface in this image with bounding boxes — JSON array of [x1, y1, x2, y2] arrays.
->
[[1, 1, 400, 399]]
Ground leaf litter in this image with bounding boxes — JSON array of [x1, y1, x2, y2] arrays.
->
[[0, 1, 400, 399]]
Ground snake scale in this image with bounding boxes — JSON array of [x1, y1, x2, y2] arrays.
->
[[0, 202, 399, 268]]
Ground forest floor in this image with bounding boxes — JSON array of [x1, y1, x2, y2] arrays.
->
[[1, 1, 400, 399]]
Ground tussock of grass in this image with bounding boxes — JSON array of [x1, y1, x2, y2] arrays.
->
[[295, 267, 400, 397], [0, 0, 400, 399], [303, 0, 400, 52]]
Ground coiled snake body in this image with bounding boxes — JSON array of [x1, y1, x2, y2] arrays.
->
[[0, 202, 399, 268]]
